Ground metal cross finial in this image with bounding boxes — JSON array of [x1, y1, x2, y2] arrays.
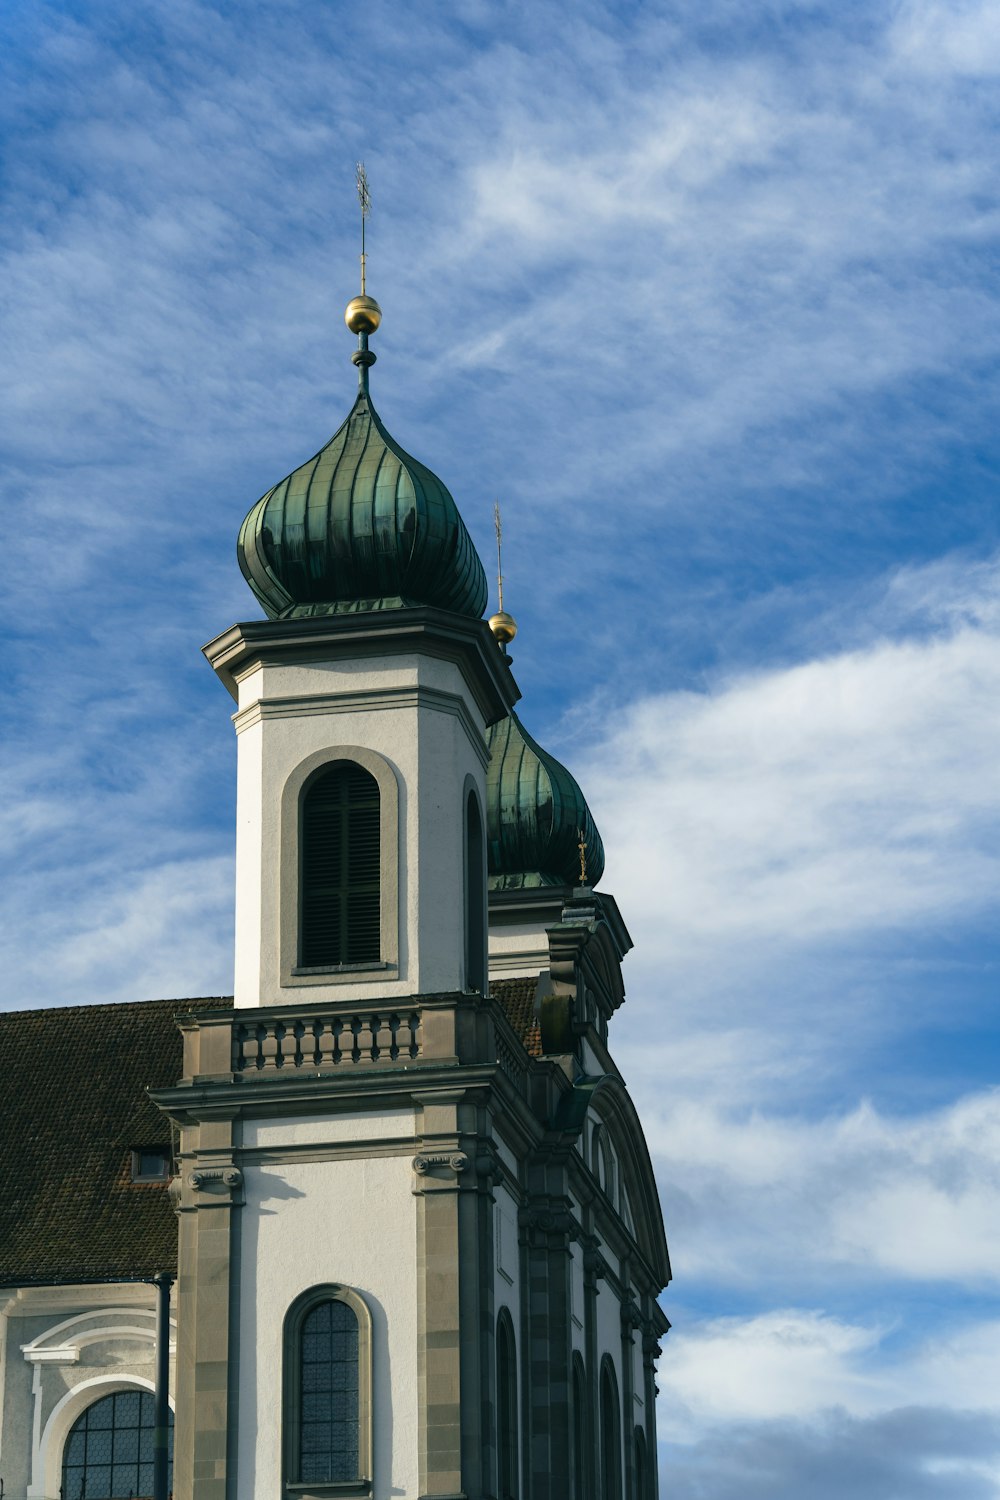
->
[[356, 161, 371, 294], [577, 827, 588, 885], [494, 501, 505, 611]]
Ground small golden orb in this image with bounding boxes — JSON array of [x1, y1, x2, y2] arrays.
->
[[489, 610, 517, 647], [345, 294, 382, 335]]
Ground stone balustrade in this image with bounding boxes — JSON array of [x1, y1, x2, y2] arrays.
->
[[232, 1008, 421, 1073]]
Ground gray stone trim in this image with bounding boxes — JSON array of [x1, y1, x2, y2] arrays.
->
[[202, 607, 519, 728], [279, 745, 400, 990], [171, 1117, 240, 1500], [233, 684, 491, 772]]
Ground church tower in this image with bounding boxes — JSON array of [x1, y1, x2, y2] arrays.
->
[[152, 236, 670, 1500]]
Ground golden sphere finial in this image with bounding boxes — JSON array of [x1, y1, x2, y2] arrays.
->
[[489, 610, 518, 648], [345, 294, 382, 335]]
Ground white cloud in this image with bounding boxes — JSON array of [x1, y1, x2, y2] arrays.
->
[[624, 1087, 1000, 1289], [660, 1307, 1000, 1442], [581, 559, 1000, 983]]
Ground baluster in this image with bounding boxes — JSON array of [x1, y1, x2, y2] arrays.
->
[[374, 1013, 394, 1062], [355, 1013, 376, 1063], [316, 1021, 336, 1067], [279, 1021, 300, 1068], [260, 1023, 279, 1070]]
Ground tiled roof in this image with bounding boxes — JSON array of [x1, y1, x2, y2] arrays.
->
[[0, 981, 542, 1286], [491, 976, 542, 1057], [0, 996, 229, 1286]]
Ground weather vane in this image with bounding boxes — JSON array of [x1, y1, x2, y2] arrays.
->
[[577, 827, 588, 885], [494, 501, 505, 612], [356, 161, 371, 294]]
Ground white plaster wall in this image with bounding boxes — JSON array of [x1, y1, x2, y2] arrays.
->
[[237, 1153, 418, 1500], [567, 1192, 585, 1354], [487, 923, 550, 979], [494, 1136, 519, 1179], [493, 1186, 520, 1307], [568, 1240, 585, 1354], [632, 1332, 646, 1422], [242, 1109, 415, 1149], [595, 1280, 623, 1389], [232, 651, 489, 1007], [233, 714, 264, 1010]]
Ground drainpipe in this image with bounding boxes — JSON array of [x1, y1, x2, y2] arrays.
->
[[152, 1272, 173, 1500]]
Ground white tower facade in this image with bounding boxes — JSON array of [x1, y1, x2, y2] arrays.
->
[[206, 610, 511, 1007]]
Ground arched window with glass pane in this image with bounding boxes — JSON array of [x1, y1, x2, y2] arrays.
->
[[61, 1388, 173, 1500], [284, 1286, 372, 1491], [599, 1357, 622, 1500], [300, 761, 380, 968], [497, 1308, 519, 1499]]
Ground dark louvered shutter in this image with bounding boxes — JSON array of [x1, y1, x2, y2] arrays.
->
[[301, 763, 380, 966]]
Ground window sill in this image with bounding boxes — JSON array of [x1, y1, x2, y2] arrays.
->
[[292, 961, 393, 976], [286, 1483, 372, 1499]]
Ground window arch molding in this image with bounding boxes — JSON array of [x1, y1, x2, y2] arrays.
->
[[37, 1375, 172, 1500], [283, 1283, 373, 1496], [599, 1355, 622, 1500], [280, 745, 400, 988], [496, 1307, 519, 1500]]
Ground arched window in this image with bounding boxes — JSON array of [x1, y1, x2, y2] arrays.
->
[[497, 1309, 519, 1499], [593, 1125, 616, 1206], [599, 1357, 622, 1500], [465, 786, 486, 992], [572, 1352, 588, 1500], [634, 1427, 648, 1500], [284, 1286, 372, 1489], [62, 1388, 172, 1499], [300, 761, 380, 967]]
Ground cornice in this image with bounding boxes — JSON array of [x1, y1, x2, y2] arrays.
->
[[202, 606, 519, 726]]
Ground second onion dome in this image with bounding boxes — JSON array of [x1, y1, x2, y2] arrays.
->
[[485, 710, 605, 891]]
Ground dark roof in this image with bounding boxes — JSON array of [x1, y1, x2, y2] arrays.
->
[[491, 976, 542, 1057], [0, 996, 229, 1286], [0, 981, 542, 1286]]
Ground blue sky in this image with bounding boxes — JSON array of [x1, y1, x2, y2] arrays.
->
[[3, 1, 1000, 1494]]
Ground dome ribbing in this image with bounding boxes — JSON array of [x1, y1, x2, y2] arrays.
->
[[486, 711, 605, 891], [238, 391, 488, 620]]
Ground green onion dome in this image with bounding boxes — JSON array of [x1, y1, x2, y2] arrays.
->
[[238, 390, 488, 620], [486, 711, 605, 891]]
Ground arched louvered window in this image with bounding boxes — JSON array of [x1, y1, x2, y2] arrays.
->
[[62, 1388, 173, 1499], [497, 1309, 519, 1499], [600, 1357, 622, 1500], [284, 1286, 372, 1489], [572, 1352, 588, 1500], [300, 761, 380, 967], [465, 786, 486, 992]]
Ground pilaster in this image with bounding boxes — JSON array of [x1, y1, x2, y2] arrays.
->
[[518, 1202, 578, 1500], [172, 1115, 242, 1500]]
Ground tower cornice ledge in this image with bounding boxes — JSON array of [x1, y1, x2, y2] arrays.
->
[[202, 606, 519, 725]]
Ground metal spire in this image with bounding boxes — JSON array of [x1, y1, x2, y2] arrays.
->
[[345, 161, 381, 393]]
